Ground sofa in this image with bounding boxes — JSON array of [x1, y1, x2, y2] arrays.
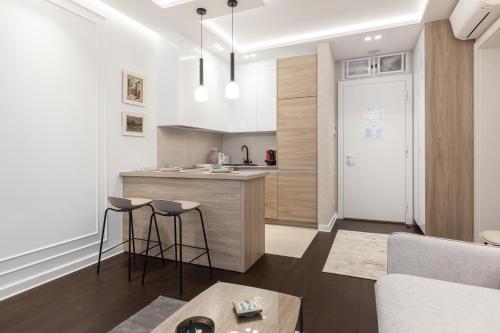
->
[[375, 233, 500, 333]]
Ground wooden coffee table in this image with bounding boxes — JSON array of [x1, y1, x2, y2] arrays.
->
[[152, 282, 302, 333]]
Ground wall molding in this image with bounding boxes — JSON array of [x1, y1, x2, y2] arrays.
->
[[0, 0, 107, 264], [318, 212, 337, 232], [0, 0, 109, 300], [0, 249, 122, 302]]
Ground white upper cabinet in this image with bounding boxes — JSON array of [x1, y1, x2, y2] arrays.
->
[[233, 60, 277, 132], [345, 57, 372, 79], [344, 52, 408, 80], [160, 36, 277, 133], [233, 67, 257, 132], [256, 62, 277, 132], [159, 37, 233, 132]]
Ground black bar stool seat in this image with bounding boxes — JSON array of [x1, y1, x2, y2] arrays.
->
[[97, 196, 165, 281], [142, 200, 212, 294]]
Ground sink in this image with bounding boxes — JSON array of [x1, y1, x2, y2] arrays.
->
[[226, 163, 259, 167], [227, 164, 277, 170]]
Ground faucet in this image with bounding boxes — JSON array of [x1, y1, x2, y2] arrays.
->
[[241, 145, 251, 165]]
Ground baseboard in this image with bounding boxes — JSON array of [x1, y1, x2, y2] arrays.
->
[[0, 249, 122, 302], [265, 218, 317, 229], [318, 212, 337, 233]]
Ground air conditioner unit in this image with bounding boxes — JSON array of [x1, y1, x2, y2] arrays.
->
[[450, 0, 500, 40]]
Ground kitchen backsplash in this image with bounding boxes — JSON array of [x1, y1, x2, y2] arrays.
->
[[222, 133, 277, 165], [157, 127, 223, 168]]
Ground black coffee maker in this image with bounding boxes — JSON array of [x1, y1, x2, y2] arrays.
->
[[265, 150, 276, 166]]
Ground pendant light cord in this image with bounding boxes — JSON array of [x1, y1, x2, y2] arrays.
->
[[200, 13, 203, 58], [231, 6, 234, 52]]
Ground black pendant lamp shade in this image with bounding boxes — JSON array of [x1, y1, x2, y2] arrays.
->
[[225, 0, 239, 99], [195, 7, 208, 102]]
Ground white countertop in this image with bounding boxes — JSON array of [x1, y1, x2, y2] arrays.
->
[[120, 169, 269, 181]]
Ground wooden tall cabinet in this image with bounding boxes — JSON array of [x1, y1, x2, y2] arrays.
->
[[271, 54, 318, 227], [413, 20, 474, 241], [277, 97, 317, 170]]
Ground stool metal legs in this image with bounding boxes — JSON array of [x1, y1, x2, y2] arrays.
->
[[129, 211, 136, 259], [178, 215, 183, 294], [196, 208, 212, 273], [98, 204, 165, 282], [128, 212, 133, 281], [142, 211, 167, 283], [173, 216, 178, 266], [97, 208, 111, 273], [142, 208, 212, 294]]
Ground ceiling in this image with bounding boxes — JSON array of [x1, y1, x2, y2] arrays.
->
[[102, 0, 458, 61]]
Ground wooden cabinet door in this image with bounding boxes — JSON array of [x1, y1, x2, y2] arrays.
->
[[265, 172, 278, 219], [277, 54, 317, 99], [277, 97, 317, 170], [278, 172, 317, 224]]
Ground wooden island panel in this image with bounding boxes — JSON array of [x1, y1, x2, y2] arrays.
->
[[122, 175, 265, 273]]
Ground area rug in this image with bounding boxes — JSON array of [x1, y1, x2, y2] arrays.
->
[[322, 230, 389, 280], [110, 296, 186, 333], [265, 224, 318, 258]]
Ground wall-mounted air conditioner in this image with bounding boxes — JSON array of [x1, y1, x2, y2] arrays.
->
[[450, 0, 500, 40]]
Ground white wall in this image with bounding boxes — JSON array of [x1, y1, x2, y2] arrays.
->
[[0, 0, 172, 300], [474, 19, 500, 242], [413, 30, 426, 233], [317, 43, 338, 231]]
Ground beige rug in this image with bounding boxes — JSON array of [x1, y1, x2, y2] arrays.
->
[[322, 230, 389, 280], [265, 224, 318, 258]]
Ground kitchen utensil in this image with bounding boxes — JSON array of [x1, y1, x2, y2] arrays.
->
[[217, 152, 226, 165], [207, 148, 218, 164]]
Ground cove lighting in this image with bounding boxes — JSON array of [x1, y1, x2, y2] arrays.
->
[[204, 0, 428, 52], [151, 0, 195, 9]]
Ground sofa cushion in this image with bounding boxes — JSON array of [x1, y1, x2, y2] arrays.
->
[[375, 274, 500, 333]]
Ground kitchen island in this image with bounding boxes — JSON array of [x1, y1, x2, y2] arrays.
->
[[119, 169, 268, 273]]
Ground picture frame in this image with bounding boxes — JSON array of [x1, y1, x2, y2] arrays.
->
[[122, 112, 145, 137], [122, 70, 145, 106]]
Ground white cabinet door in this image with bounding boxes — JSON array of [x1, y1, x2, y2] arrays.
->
[[178, 57, 202, 127], [256, 63, 277, 131], [233, 67, 257, 132]]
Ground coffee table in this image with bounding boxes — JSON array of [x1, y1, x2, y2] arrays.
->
[[152, 282, 302, 333]]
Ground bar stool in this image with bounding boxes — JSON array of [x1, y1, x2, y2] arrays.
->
[[142, 200, 212, 293], [97, 196, 165, 281]]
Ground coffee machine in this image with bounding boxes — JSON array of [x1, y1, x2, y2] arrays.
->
[[265, 149, 276, 166]]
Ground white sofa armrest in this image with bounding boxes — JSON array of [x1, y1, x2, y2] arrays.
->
[[387, 233, 500, 289]]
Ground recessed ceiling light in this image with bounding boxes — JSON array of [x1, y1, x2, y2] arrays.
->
[[204, 0, 428, 53], [244, 55, 250, 59], [250, 53, 256, 58], [374, 35, 382, 40], [214, 43, 221, 48], [151, 0, 195, 9], [364, 36, 372, 42]]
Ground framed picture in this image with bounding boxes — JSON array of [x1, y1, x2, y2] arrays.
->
[[122, 70, 145, 106], [122, 112, 145, 137]]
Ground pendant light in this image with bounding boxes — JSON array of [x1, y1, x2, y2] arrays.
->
[[194, 8, 208, 103], [225, 0, 239, 100]]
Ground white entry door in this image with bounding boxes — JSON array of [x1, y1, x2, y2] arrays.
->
[[339, 75, 412, 223]]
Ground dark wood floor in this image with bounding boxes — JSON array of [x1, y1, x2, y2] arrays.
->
[[0, 220, 420, 333]]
